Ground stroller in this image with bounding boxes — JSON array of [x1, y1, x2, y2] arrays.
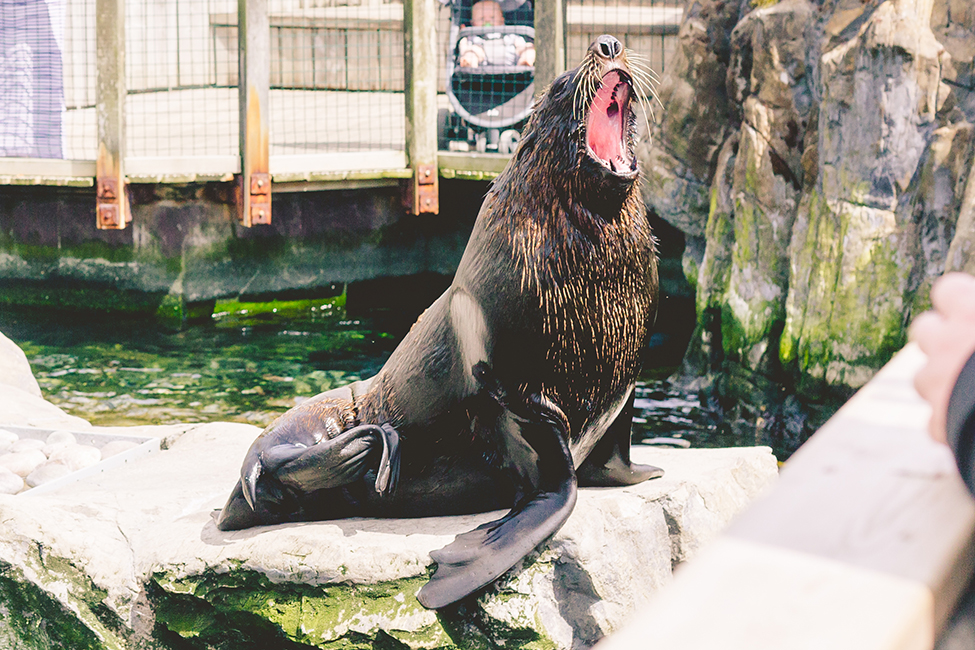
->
[[438, 0, 535, 154]]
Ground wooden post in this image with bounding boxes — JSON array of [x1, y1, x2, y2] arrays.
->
[[534, 0, 566, 92], [238, 0, 271, 227], [403, 0, 438, 215], [95, 0, 128, 230]]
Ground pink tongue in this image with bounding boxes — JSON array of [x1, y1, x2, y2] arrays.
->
[[586, 71, 628, 164]]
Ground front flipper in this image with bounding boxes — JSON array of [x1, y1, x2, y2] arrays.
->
[[417, 369, 577, 609], [577, 388, 663, 487]]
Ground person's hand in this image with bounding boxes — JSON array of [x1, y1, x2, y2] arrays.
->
[[910, 273, 975, 443], [518, 46, 535, 67]]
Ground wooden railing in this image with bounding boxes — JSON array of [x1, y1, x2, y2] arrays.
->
[[595, 343, 975, 650], [0, 0, 682, 228]]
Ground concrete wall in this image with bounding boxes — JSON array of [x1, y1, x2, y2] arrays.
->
[[0, 179, 487, 318]]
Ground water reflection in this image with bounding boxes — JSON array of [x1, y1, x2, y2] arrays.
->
[[0, 301, 396, 428]]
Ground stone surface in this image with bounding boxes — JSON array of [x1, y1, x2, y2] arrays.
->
[[0, 331, 41, 398], [8, 438, 44, 453], [25, 461, 72, 488], [0, 422, 776, 650], [638, 0, 746, 239], [99, 439, 139, 459], [0, 430, 15, 454], [0, 467, 23, 495], [781, 0, 952, 390], [0, 331, 778, 650], [48, 443, 101, 472], [0, 449, 47, 478], [699, 0, 814, 375], [45, 430, 77, 448], [645, 0, 975, 453], [0, 380, 92, 432]]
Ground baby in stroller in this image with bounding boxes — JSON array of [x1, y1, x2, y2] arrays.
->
[[439, 0, 535, 153], [458, 0, 535, 68]]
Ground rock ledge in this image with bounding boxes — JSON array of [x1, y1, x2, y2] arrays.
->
[[0, 333, 778, 649]]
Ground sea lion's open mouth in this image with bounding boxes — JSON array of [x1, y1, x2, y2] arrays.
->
[[586, 70, 636, 177]]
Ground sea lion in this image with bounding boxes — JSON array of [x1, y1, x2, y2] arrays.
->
[[216, 34, 662, 609]]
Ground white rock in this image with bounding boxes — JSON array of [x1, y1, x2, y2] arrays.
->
[[99, 440, 139, 459], [9, 438, 46, 454], [45, 430, 77, 452], [48, 444, 101, 471], [26, 461, 73, 488], [0, 466, 23, 494], [0, 428, 18, 452], [0, 331, 42, 397], [0, 449, 48, 477]]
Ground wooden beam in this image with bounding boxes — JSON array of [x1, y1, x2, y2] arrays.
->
[[95, 0, 128, 230], [565, 5, 682, 35], [238, 0, 271, 227], [403, 0, 438, 214], [534, 0, 566, 92], [595, 344, 975, 650]]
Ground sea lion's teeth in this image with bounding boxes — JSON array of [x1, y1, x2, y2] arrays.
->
[[610, 159, 617, 173]]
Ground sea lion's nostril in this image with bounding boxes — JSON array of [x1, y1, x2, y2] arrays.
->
[[595, 35, 622, 60]]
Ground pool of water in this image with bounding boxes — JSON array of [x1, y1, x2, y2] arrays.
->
[[0, 299, 725, 449]]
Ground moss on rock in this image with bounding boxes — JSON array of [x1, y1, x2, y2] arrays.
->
[[151, 570, 454, 650], [782, 195, 910, 391], [0, 562, 108, 650]]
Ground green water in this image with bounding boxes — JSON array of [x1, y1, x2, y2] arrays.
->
[[0, 298, 719, 447], [1, 298, 397, 428]]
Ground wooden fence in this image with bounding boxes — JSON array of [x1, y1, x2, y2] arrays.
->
[[0, 0, 681, 228], [596, 344, 975, 650]]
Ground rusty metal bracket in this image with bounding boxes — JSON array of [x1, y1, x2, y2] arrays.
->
[[250, 172, 270, 195], [97, 204, 120, 229], [96, 176, 129, 229], [417, 164, 435, 185], [97, 178, 118, 200], [238, 172, 272, 226], [409, 163, 439, 215], [249, 202, 270, 224]]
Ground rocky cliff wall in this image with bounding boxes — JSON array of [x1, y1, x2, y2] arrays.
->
[[641, 0, 975, 453]]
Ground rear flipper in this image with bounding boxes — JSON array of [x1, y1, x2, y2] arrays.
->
[[216, 393, 400, 531], [417, 365, 577, 609], [577, 388, 663, 487]]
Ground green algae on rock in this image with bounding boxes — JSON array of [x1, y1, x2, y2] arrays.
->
[[644, 0, 974, 455]]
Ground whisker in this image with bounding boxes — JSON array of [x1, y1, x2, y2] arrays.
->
[[628, 64, 664, 115], [628, 64, 659, 87], [625, 51, 661, 84], [633, 85, 653, 143]]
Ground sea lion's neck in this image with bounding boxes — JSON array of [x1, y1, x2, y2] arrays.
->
[[487, 154, 646, 258]]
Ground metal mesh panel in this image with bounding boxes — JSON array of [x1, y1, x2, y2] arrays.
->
[[567, 0, 680, 77], [125, 0, 239, 158], [268, 0, 406, 155], [63, 0, 96, 160], [436, 0, 535, 154], [436, 0, 679, 154], [0, 0, 76, 159]]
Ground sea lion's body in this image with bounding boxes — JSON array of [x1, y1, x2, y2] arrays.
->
[[217, 35, 661, 609]]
